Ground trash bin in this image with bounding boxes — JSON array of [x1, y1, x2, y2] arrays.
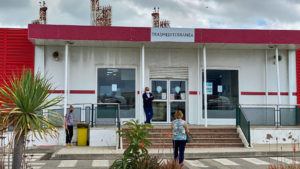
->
[[77, 122, 89, 146]]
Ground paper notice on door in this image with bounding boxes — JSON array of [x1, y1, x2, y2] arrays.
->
[[162, 93, 167, 100], [218, 85, 223, 93], [112, 84, 117, 91], [170, 94, 175, 100], [180, 93, 186, 100]]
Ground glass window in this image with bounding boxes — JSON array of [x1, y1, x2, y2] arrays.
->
[[203, 70, 238, 118], [151, 81, 167, 100], [171, 102, 186, 121], [97, 68, 135, 118], [170, 81, 186, 100], [152, 102, 167, 122]]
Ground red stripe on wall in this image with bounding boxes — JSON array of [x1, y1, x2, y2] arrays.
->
[[279, 92, 289, 96], [189, 91, 198, 95], [50, 90, 95, 94], [241, 92, 265, 95], [70, 90, 95, 94]]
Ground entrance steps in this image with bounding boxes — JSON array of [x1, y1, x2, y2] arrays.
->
[[122, 126, 244, 149]]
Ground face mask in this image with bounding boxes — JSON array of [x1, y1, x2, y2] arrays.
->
[[146, 91, 150, 94]]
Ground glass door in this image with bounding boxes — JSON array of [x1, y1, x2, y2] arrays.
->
[[151, 80, 168, 122], [170, 80, 186, 121], [151, 80, 187, 123]]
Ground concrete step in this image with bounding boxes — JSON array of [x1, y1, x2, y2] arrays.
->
[[147, 132, 239, 138], [123, 138, 243, 144], [122, 143, 245, 149], [121, 127, 244, 148], [122, 128, 237, 133]]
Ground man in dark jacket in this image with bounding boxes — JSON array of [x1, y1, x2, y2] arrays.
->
[[143, 87, 154, 124]]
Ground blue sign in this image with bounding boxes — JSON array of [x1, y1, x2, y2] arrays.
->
[[206, 82, 213, 95]]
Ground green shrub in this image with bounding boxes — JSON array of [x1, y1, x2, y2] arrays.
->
[[110, 119, 184, 169], [121, 119, 153, 161], [135, 155, 163, 169], [110, 119, 153, 169]]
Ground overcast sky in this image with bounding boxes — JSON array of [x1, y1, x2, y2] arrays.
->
[[1, 0, 300, 29]]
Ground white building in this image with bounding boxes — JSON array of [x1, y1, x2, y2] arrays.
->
[[29, 24, 300, 129]]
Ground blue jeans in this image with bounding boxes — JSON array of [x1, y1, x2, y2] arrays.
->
[[173, 140, 187, 164], [144, 107, 153, 124]]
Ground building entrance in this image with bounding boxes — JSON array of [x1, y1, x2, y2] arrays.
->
[[97, 68, 136, 120], [151, 80, 187, 123], [203, 70, 239, 119]]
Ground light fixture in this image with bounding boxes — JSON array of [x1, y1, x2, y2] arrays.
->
[[273, 55, 282, 64], [52, 51, 59, 61]]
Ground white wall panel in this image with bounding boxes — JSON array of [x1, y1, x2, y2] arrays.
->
[[44, 46, 293, 125]]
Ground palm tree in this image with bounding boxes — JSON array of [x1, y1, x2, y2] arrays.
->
[[0, 69, 63, 169]]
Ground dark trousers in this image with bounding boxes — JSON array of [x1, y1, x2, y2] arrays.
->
[[173, 140, 187, 164], [66, 125, 73, 144], [144, 107, 153, 124]]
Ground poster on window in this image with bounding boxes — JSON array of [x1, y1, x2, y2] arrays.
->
[[218, 85, 223, 93], [112, 84, 117, 92], [206, 82, 213, 95], [170, 94, 175, 100], [180, 93, 186, 100], [162, 92, 167, 100]]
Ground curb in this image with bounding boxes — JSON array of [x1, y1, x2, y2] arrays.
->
[[51, 151, 300, 160]]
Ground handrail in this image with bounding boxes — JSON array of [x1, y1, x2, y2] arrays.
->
[[238, 104, 300, 127], [239, 104, 300, 107], [236, 104, 251, 147], [50, 103, 122, 149], [91, 103, 121, 149]]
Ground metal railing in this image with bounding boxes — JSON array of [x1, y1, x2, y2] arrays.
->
[[44, 103, 121, 149], [239, 104, 300, 127], [0, 103, 122, 148], [236, 105, 251, 147], [91, 103, 121, 149]]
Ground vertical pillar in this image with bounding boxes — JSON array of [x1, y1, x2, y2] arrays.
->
[[140, 44, 145, 122], [288, 50, 296, 105], [64, 43, 69, 116], [203, 46, 208, 127], [34, 46, 45, 76], [265, 50, 268, 104], [197, 47, 201, 124], [275, 47, 281, 104]]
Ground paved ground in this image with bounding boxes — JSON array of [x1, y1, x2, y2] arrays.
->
[[2, 144, 300, 168], [52, 144, 300, 160], [2, 153, 300, 169], [185, 157, 300, 169]]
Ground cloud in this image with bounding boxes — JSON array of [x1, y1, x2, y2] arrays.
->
[[1, 0, 300, 30]]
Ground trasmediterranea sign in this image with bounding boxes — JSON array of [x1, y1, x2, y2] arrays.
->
[[151, 28, 195, 42]]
